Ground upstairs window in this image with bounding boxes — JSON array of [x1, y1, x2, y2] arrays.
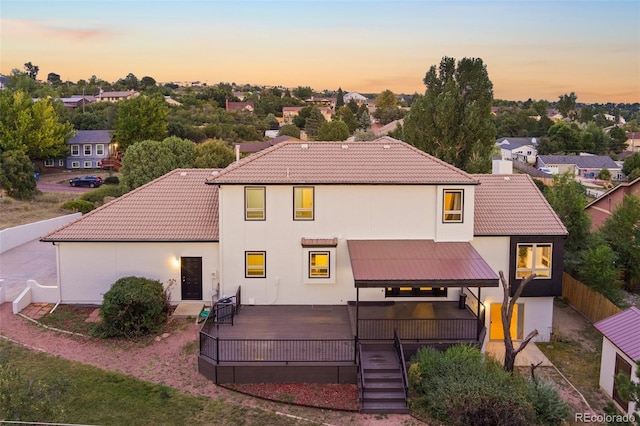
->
[[443, 190, 463, 222], [83, 144, 92, 156], [245, 187, 265, 220], [96, 144, 104, 156], [70, 145, 80, 156], [294, 187, 314, 220], [516, 243, 552, 278], [309, 251, 329, 278], [245, 251, 266, 278]]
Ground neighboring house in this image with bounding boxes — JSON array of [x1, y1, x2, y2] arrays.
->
[[57, 97, 93, 112], [282, 106, 333, 125], [66, 130, 114, 169], [496, 137, 540, 164], [0, 75, 8, 90], [41, 137, 566, 391], [536, 155, 623, 180], [546, 108, 564, 121], [626, 132, 640, 152], [225, 99, 254, 112], [373, 119, 403, 136], [95, 90, 139, 102], [343, 92, 369, 106], [596, 113, 626, 125], [585, 177, 640, 231], [594, 307, 640, 416], [304, 96, 336, 108], [164, 96, 182, 106], [233, 136, 299, 161]]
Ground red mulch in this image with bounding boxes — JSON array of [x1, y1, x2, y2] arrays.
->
[[222, 383, 359, 411]]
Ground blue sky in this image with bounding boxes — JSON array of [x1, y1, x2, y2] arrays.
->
[[1, 0, 639, 102]]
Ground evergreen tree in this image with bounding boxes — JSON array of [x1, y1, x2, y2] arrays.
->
[[303, 107, 326, 139], [336, 87, 344, 108]]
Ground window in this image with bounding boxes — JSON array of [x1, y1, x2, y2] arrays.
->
[[83, 161, 93, 168], [70, 145, 80, 156], [44, 159, 54, 167], [385, 287, 448, 297], [245, 251, 266, 278], [96, 144, 104, 156], [83, 145, 92, 156], [443, 190, 463, 222], [245, 187, 265, 220], [58, 159, 64, 167], [516, 243, 552, 278], [71, 161, 80, 168], [309, 251, 329, 278], [294, 187, 314, 220]]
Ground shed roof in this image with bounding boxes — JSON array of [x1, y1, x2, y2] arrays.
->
[[42, 169, 219, 242], [594, 307, 640, 361]]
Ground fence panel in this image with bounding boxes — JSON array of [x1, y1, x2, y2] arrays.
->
[[562, 273, 621, 323]]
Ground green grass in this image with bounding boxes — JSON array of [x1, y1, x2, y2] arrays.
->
[[38, 305, 97, 335], [0, 340, 311, 425]]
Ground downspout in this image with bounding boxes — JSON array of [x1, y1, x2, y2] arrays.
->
[[50, 242, 62, 313]]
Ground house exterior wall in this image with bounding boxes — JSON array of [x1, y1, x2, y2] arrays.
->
[[587, 180, 640, 231], [599, 337, 639, 415], [218, 184, 475, 305], [56, 242, 219, 304], [66, 142, 111, 169]]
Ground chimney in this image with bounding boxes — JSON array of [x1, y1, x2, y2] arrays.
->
[[234, 144, 240, 162], [492, 159, 513, 174]]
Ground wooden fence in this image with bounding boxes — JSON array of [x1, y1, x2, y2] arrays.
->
[[562, 273, 621, 323]]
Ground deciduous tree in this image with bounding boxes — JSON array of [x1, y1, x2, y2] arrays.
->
[[402, 56, 496, 173], [0, 150, 37, 200], [278, 124, 301, 138], [194, 139, 235, 168], [334, 106, 357, 133], [556, 92, 577, 119], [23, 62, 39, 80], [317, 120, 349, 141], [115, 95, 168, 150]]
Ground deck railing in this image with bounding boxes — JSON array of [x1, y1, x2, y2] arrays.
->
[[393, 329, 409, 401], [358, 317, 478, 341], [199, 335, 356, 363], [462, 287, 486, 340]]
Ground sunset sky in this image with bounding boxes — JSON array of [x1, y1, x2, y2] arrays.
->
[[1, 1, 639, 103]]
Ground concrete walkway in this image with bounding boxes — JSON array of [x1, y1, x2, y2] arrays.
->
[[485, 341, 553, 367], [0, 238, 57, 302]]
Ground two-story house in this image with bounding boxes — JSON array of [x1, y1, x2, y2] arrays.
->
[[66, 130, 114, 169], [496, 137, 539, 164], [41, 137, 566, 396]]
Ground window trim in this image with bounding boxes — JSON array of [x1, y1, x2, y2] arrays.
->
[[443, 189, 464, 223], [70, 145, 80, 156], [83, 144, 92, 156], [44, 159, 55, 167], [516, 243, 552, 279], [83, 161, 93, 168], [96, 144, 104, 156], [245, 186, 266, 221], [308, 251, 330, 278], [71, 161, 80, 168], [294, 186, 315, 220], [245, 251, 266, 278]]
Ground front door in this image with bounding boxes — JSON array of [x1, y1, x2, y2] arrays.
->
[[489, 303, 523, 340], [613, 353, 632, 411], [181, 257, 202, 300]]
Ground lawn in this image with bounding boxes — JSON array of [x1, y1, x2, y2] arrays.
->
[[0, 192, 78, 229], [0, 339, 314, 426]]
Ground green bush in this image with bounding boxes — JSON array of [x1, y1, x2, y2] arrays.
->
[[80, 184, 126, 204], [61, 199, 95, 214], [95, 276, 170, 338], [408, 345, 568, 426], [104, 176, 120, 185]]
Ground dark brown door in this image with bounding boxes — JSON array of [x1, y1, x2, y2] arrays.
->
[[613, 353, 632, 410], [181, 257, 202, 300]]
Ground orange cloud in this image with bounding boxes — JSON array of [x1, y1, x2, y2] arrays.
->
[[1, 19, 113, 42]]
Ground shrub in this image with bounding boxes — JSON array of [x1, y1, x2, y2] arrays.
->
[[104, 176, 120, 185], [61, 199, 95, 214], [527, 379, 570, 425], [80, 184, 126, 204], [95, 276, 170, 338]]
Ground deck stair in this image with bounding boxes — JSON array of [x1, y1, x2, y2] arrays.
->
[[358, 343, 409, 414]]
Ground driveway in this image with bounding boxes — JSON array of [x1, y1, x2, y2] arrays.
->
[[0, 238, 57, 302], [37, 182, 93, 193]]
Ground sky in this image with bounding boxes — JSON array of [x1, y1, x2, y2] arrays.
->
[[1, 0, 639, 103]]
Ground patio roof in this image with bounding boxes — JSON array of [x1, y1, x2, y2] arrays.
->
[[346, 239, 499, 288]]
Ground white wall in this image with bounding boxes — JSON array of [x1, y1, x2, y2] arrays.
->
[[56, 242, 218, 304], [0, 213, 81, 254], [219, 184, 475, 305], [600, 338, 639, 415]]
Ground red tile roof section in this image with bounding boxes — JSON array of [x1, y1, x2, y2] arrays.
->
[[346, 239, 499, 286], [472, 174, 567, 236], [207, 137, 478, 185], [594, 307, 640, 361], [42, 169, 219, 242]]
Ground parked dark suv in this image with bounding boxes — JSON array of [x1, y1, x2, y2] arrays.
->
[[69, 175, 103, 188]]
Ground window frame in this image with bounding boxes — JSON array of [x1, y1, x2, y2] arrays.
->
[[70, 145, 80, 156], [244, 186, 266, 221], [83, 144, 92, 156], [83, 161, 93, 169], [71, 161, 80, 168], [294, 186, 315, 220], [245, 251, 266, 278], [443, 189, 464, 223], [516, 243, 552, 279], [308, 251, 330, 278], [96, 144, 104, 156], [44, 159, 55, 167]]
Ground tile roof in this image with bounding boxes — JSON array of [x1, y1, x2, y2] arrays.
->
[[472, 174, 567, 236], [537, 155, 620, 170], [67, 130, 113, 145], [42, 169, 219, 242], [346, 239, 499, 287], [207, 137, 478, 185], [594, 307, 640, 361]]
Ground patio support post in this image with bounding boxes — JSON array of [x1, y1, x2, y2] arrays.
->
[[477, 287, 482, 341], [356, 287, 360, 343]]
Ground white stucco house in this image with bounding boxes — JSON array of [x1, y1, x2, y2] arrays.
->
[[595, 307, 640, 416], [496, 137, 539, 164], [42, 136, 567, 347]]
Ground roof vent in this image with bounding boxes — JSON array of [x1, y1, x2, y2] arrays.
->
[[211, 170, 219, 175], [383, 144, 390, 149], [341, 144, 348, 149], [301, 143, 308, 149], [180, 172, 187, 176], [503, 176, 511, 181]]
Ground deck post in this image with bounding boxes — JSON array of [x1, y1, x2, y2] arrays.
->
[[356, 287, 360, 343], [215, 337, 219, 364], [477, 287, 482, 341]]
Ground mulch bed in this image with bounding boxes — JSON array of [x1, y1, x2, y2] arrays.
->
[[222, 383, 360, 411]]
